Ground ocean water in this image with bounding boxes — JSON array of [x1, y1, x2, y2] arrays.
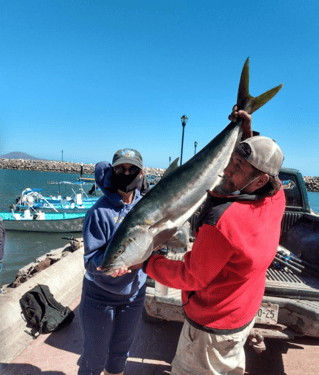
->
[[0, 169, 319, 287], [308, 192, 319, 214], [0, 169, 95, 287]]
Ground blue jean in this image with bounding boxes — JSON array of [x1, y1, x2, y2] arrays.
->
[[78, 277, 146, 375]]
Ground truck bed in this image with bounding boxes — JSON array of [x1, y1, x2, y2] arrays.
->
[[265, 265, 319, 300], [144, 168, 319, 342], [144, 250, 319, 339]]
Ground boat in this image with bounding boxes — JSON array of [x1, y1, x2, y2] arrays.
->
[[12, 186, 99, 212], [0, 209, 86, 232], [77, 177, 103, 196]]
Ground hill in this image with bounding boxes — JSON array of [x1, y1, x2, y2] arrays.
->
[[0, 152, 45, 160]]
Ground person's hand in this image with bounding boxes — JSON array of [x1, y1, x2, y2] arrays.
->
[[228, 105, 252, 140], [110, 266, 131, 277], [96, 265, 131, 276], [107, 262, 144, 277]]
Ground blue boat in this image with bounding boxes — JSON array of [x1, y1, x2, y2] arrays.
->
[[12, 187, 99, 212], [0, 210, 86, 232], [3, 183, 100, 232]]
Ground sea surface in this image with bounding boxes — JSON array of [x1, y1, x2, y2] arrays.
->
[[0, 169, 95, 287], [0, 169, 319, 287], [307, 191, 319, 214]]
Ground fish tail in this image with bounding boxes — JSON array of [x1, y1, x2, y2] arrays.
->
[[237, 57, 283, 115]]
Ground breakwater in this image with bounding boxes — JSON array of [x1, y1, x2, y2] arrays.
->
[[303, 176, 319, 192], [0, 158, 166, 177], [0, 158, 318, 191]]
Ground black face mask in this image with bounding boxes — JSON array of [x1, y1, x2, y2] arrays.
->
[[110, 170, 141, 193]]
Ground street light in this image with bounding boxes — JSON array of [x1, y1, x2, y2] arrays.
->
[[180, 115, 188, 165], [194, 141, 198, 155]]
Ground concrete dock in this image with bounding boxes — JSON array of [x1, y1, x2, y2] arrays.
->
[[2, 298, 319, 375], [1, 246, 319, 375]]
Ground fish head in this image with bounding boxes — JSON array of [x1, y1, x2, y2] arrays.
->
[[100, 224, 154, 275]]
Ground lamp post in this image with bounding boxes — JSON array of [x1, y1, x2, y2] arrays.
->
[[80, 163, 84, 177], [194, 141, 198, 155], [180, 115, 188, 165]]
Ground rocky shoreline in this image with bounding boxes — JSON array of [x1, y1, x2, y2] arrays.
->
[[0, 158, 318, 191], [0, 158, 166, 178], [303, 176, 319, 193]]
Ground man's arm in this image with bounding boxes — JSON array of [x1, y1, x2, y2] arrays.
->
[[145, 224, 232, 291], [229, 106, 253, 140]]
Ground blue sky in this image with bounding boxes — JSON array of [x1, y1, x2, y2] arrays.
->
[[0, 0, 318, 175]]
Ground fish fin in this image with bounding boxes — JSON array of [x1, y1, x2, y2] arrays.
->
[[149, 215, 172, 229], [164, 223, 190, 248], [237, 57, 251, 108], [249, 84, 283, 114], [160, 158, 179, 180], [237, 57, 283, 115], [164, 236, 186, 248]]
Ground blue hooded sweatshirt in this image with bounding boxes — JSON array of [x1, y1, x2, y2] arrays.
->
[[82, 161, 147, 295]]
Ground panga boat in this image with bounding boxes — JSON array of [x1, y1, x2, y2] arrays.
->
[[0, 209, 86, 232], [12, 187, 99, 212]]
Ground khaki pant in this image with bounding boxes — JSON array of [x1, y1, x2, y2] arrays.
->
[[171, 319, 255, 375]]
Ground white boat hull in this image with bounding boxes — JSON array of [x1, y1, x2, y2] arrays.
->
[[1, 216, 85, 232]]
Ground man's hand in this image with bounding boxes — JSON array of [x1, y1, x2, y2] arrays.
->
[[228, 105, 252, 140]]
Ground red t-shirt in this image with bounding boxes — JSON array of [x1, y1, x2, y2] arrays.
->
[[146, 188, 286, 330]]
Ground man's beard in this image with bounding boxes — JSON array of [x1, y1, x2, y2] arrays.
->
[[213, 176, 236, 196]]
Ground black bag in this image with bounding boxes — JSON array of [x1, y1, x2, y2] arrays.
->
[[19, 284, 75, 336]]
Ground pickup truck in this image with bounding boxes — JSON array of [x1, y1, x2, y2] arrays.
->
[[143, 167, 319, 352]]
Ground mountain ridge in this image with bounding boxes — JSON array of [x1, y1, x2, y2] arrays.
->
[[0, 152, 46, 160]]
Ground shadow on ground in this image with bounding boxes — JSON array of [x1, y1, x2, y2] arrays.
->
[[126, 319, 183, 375], [245, 336, 319, 375], [1, 363, 66, 375], [44, 305, 83, 355], [2, 302, 319, 375]]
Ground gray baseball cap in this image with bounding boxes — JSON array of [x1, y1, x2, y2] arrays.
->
[[235, 136, 284, 177], [112, 148, 143, 169]]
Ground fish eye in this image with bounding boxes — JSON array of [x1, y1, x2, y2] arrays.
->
[[117, 248, 124, 255]]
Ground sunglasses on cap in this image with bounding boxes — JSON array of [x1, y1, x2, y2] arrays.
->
[[113, 165, 141, 175]]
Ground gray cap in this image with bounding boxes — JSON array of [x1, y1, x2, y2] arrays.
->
[[235, 136, 284, 176], [112, 148, 143, 169]]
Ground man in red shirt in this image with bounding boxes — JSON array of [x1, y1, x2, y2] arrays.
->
[[112, 108, 285, 374], [144, 108, 286, 375]]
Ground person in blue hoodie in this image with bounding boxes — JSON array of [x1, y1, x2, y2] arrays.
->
[[78, 148, 149, 375]]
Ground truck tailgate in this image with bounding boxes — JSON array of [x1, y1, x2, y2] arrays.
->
[[145, 253, 319, 338]]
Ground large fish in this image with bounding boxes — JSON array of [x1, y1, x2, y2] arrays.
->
[[100, 58, 283, 274]]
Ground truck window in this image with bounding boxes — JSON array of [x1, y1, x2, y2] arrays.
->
[[279, 172, 302, 208]]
